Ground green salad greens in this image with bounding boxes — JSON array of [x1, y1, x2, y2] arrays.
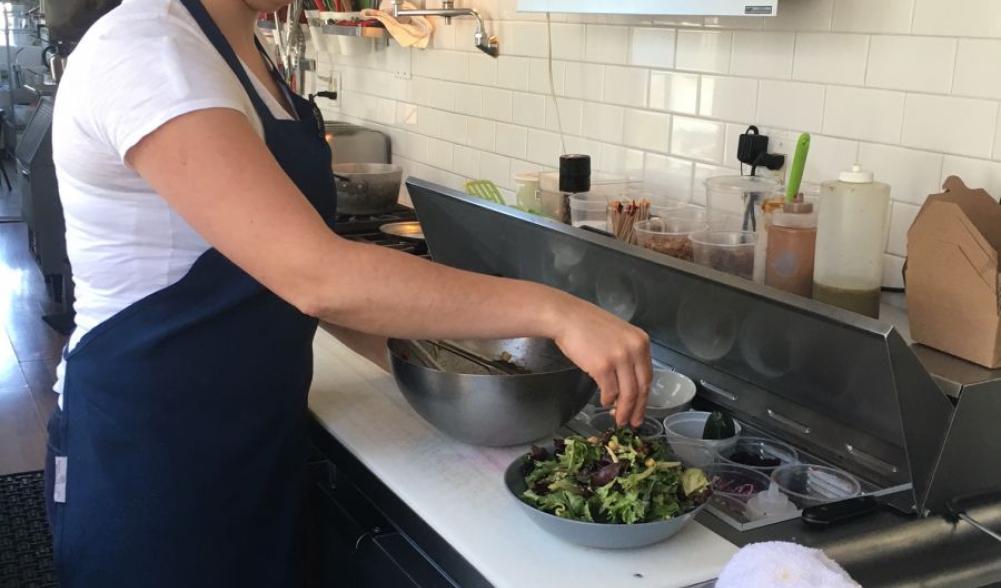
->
[[521, 429, 711, 524]]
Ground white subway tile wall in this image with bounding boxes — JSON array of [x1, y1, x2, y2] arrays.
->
[[865, 35, 956, 94], [649, 71, 699, 114], [730, 31, 795, 79], [792, 33, 868, 85], [313, 0, 1001, 284], [675, 30, 732, 73], [699, 76, 758, 122]]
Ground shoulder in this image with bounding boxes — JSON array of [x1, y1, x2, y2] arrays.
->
[[70, 0, 224, 73], [64, 0, 237, 102], [57, 0, 255, 158], [82, 0, 207, 46]]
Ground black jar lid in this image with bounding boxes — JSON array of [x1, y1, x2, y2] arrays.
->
[[559, 154, 591, 193]]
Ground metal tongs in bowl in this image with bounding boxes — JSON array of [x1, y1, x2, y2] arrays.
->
[[408, 340, 526, 375]]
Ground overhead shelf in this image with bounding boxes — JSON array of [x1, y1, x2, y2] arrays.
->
[[320, 24, 387, 39]]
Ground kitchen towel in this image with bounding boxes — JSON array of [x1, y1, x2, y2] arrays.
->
[[716, 541, 860, 588], [361, 1, 434, 48]]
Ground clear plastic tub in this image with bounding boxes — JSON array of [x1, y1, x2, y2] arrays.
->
[[655, 204, 742, 231], [513, 172, 540, 213], [704, 175, 780, 233], [662, 438, 716, 468], [690, 230, 758, 279], [663, 410, 742, 461], [568, 193, 609, 230], [634, 218, 707, 261], [537, 171, 639, 224], [648, 200, 688, 219], [770, 464, 862, 508], [703, 463, 772, 523], [588, 410, 664, 439], [704, 463, 772, 503], [716, 436, 799, 474]]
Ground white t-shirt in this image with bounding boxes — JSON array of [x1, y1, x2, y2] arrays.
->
[[53, 0, 292, 396]]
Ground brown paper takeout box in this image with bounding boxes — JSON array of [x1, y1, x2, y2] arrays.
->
[[906, 176, 1001, 368]]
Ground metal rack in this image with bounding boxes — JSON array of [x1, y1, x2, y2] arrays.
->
[[321, 23, 387, 40]]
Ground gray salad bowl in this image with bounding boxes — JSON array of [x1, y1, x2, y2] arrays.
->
[[503, 449, 710, 549]]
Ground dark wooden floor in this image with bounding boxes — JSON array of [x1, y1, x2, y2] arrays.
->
[[0, 218, 67, 475]]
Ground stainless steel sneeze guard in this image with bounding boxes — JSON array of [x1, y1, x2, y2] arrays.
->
[[407, 178, 1001, 516]]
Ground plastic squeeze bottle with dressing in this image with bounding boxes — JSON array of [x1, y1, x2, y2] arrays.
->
[[812, 165, 891, 318]]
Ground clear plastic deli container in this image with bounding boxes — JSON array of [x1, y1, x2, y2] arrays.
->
[[663, 410, 742, 460], [568, 193, 609, 230], [513, 171, 540, 213], [634, 218, 707, 261], [537, 171, 639, 223], [654, 203, 744, 231], [715, 436, 799, 474], [771, 464, 861, 508], [704, 175, 780, 233], [690, 230, 758, 280]]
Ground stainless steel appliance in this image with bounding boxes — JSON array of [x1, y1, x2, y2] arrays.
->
[[17, 97, 70, 308], [42, 45, 66, 83], [333, 204, 426, 257], [325, 122, 391, 165]]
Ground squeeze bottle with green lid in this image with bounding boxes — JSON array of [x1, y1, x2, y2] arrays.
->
[[766, 199, 818, 297], [812, 164, 891, 318]]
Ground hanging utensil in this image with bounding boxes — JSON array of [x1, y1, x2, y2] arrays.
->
[[287, 0, 307, 93]]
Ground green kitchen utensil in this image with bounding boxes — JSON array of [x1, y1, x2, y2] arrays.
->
[[785, 133, 811, 203], [466, 180, 506, 205]]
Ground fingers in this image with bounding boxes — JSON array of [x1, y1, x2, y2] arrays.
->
[[630, 331, 652, 427], [595, 366, 620, 410], [630, 359, 652, 427], [613, 361, 640, 427]]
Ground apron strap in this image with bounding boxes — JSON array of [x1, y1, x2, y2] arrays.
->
[[255, 36, 300, 118], [177, 0, 275, 122]]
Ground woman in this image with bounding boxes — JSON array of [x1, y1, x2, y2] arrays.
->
[[47, 0, 651, 585]]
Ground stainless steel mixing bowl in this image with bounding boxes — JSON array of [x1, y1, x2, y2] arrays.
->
[[388, 338, 596, 447]]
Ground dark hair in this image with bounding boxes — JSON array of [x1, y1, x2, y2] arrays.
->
[[46, 0, 121, 44]]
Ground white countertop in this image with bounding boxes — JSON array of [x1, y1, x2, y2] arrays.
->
[[307, 329, 738, 588]]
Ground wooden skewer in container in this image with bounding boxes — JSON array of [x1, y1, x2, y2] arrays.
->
[[608, 199, 651, 244]]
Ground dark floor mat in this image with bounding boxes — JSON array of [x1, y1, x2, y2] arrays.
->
[[0, 471, 57, 587]]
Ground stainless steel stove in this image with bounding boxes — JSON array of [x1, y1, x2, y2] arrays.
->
[[333, 205, 428, 257]]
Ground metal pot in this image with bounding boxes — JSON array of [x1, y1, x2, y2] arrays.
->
[[332, 163, 402, 216]]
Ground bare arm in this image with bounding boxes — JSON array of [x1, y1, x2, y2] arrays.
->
[[320, 323, 390, 373], [127, 109, 651, 425]]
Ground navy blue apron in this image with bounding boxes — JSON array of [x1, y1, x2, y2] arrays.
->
[[44, 0, 336, 584]]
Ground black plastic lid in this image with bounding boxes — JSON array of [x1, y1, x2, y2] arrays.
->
[[559, 154, 591, 193]]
